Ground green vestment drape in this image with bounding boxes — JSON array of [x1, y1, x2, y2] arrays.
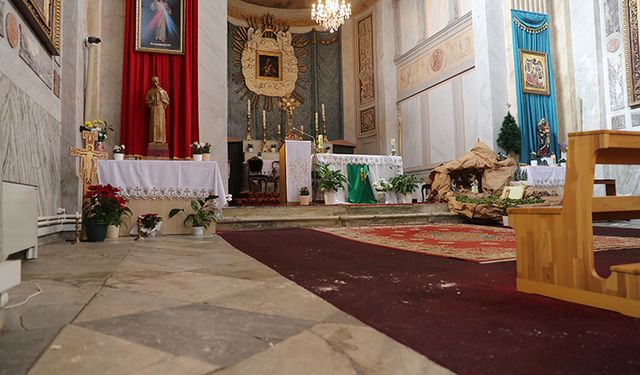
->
[[347, 164, 377, 204]]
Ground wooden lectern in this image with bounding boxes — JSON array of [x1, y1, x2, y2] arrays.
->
[[279, 140, 312, 204]]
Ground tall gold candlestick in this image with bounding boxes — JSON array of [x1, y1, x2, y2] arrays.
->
[[246, 100, 253, 141]]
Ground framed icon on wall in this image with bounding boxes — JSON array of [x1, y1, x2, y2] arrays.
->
[[519, 49, 550, 96], [135, 0, 185, 55]]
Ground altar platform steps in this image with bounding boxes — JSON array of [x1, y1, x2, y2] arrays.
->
[[218, 203, 461, 231]]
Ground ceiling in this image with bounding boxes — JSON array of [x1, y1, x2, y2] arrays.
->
[[242, 0, 314, 9]]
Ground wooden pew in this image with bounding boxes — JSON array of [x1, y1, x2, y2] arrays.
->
[[507, 130, 640, 317]]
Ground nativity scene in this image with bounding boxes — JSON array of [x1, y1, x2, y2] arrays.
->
[[1, 1, 639, 374]]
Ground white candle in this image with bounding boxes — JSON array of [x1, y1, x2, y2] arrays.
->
[[262, 110, 266, 127], [301, 125, 304, 134], [247, 99, 251, 114], [277, 124, 281, 135], [391, 138, 396, 147], [321, 104, 326, 121], [315, 112, 319, 132]]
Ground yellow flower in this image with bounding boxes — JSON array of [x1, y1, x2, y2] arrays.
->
[[84, 121, 92, 127]]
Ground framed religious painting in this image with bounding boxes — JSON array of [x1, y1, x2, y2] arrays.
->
[[519, 49, 550, 96], [11, 0, 61, 55], [255, 51, 282, 81], [135, 0, 185, 55]]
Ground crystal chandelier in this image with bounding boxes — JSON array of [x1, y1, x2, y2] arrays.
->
[[311, 0, 352, 33]]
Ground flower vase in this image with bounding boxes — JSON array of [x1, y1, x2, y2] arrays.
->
[[299, 195, 310, 206], [323, 191, 338, 205], [376, 191, 386, 204], [192, 226, 205, 237], [113, 153, 124, 161], [85, 223, 108, 242], [270, 148, 276, 153], [106, 225, 119, 239], [530, 160, 538, 166], [95, 142, 105, 152], [202, 153, 211, 161], [401, 194, 413, 204], [193, 154, 203, 161]]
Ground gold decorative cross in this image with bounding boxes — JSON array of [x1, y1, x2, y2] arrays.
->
[[69, 131, 108, 191], [279, 96, 301, 140]]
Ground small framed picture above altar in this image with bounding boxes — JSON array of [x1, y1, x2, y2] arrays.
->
[[519, 49, 550, 96], [135, 0, 185, 55], [256, 51, 282, 81]]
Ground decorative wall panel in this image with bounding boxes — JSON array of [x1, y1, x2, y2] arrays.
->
[[622, 0, 640, 106], [357, 14, 375, 105], [359, 107, 375, 134], [227, 22, 343, 140], [0, 74, 60, 216], [396, 24, 474, 99]]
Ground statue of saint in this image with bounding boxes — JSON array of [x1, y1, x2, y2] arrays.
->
[[146, 76, 170, 144], [537, 118, 551, 156]]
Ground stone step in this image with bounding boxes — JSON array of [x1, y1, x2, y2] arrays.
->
[[222, 203, 449, 219], [217, 211, 462, 231]]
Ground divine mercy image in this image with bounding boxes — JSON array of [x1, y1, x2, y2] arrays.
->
[[136, 0, 184, 54]]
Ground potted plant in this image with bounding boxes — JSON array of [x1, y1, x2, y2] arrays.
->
[[201, 142, 212, 161], [373, 179, 391, 204], [496, 111, 521, 160], [270, 143, 277, 153], [191, 142, 203, 161], [247, 143, 254, 153], [299, 186, 310, 206], [83, 184, 130, 242], [390, 174, 419, 204], [169, 194, 220, 236], [113, 144, 125, 160], [558, 158, 566, 167], [137, 213, 163, 237], [529, 151, 538, 166], [80, 119, 112, 151], [316, 164, 347, 205]]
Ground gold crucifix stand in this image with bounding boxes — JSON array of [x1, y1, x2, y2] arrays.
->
[[70, 131, 108, 193], [279, 96, 302, 140]]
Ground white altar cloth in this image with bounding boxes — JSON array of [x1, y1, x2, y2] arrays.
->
[[313, 154, 403, 203], [97, 160, 227, 208], [283, 140, 312, 202], [521, 165, 566, 187]]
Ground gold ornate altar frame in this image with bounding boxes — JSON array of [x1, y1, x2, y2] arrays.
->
[[622, 0, 640, 107]]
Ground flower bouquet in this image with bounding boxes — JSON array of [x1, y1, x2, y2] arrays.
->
[[113, 144, 125, 160], [134, 213, 163, 237], [80, 120, 113, 148]]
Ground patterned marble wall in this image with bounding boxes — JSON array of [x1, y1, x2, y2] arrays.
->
[[0, 75, 61, 216]]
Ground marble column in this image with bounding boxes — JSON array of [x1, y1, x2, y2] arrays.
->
[[341, 18, 357, 144], [60, 0, 87, 213], [472, 0, 509, 150], [568, 0, 606, 133], [198, 1, 229, 190], [375, 0, 399, 155]]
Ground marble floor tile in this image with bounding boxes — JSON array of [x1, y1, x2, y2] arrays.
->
[[0, 328, 59, 375], [73, 287, 189, 323], [311, 323, 454, 375], [214, 330, 360, 375], [207, 279, 341, 322], [28, 325, 218, 375], [109, 271, 263, 303], [77, 304, 315, 367]]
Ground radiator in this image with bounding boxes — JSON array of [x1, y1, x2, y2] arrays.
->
[[2, 181, 38, 260]]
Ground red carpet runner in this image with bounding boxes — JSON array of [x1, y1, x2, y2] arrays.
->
[[313, 224, 640, 263], [219, 228, 640, 375]]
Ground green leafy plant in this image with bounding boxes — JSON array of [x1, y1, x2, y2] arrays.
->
[[299, 186, 310, 196], [496, 111, 521, 157], [168, 194, 220, 229], [389, 174, 420, 195], [316, 164, 347, 192]]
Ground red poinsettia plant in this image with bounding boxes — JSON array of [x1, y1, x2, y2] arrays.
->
[[83, 184, 131, 226]]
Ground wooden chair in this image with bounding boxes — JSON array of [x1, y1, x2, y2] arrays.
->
[[247, 156, 269, 192], [508, 130, 640, 317]]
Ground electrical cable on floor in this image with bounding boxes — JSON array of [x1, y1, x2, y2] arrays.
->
[[4, 282, 43, 309]]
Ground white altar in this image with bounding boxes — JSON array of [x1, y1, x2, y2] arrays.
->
[[313, 154, 403, 204], [97, 160, 227, 235]]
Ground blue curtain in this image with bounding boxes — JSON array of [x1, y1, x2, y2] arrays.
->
[[511, 10, 559, 163]]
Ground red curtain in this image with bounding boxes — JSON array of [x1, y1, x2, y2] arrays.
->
[[120, 0, 199, 159]]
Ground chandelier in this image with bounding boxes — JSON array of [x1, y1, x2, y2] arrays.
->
[[311, 0, 352, 33]]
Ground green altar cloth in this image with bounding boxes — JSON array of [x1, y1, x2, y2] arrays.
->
[[347, 164, 377, 204]]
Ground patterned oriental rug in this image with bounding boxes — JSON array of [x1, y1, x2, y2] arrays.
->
[[313, 224, 640, 263]]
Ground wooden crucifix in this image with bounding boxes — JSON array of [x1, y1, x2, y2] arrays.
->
[[69, 131, 108, 192]]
